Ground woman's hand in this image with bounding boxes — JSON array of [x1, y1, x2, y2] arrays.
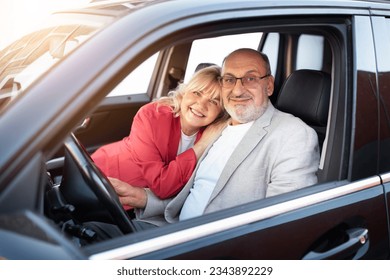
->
[[108, 177, 147, 208]]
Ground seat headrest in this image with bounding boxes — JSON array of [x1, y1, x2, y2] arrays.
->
[[195, 63, 217, 72], [276, 70, 331, 126]]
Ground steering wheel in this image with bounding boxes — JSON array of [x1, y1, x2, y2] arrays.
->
[[60, 133, 136, 234]]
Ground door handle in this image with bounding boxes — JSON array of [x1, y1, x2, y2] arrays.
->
[[302, 227, 369, 260], [75, 117, 91, 132]]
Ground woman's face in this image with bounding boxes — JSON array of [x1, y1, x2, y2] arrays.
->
[[180, 89, 222, 135]]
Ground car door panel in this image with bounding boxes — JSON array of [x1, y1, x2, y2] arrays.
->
[[163, 183, 388, 260], [75, 94, 150, 154], [371, 16, 390, 175], [86, 177, 388, 260], [371, 17, 390, 249], [180, 190, 385, 259]]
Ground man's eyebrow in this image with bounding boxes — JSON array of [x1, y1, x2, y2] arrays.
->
[[220, 72, 234, 77], [222, 70, 260, 76]]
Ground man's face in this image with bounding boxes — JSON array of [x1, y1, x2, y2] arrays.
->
[[221, 51, 274, 125]]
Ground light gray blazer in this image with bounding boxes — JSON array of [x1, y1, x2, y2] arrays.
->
[[136, 103, 320, 226]]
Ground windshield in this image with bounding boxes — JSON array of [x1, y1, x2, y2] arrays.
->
[[0, 0, 133, 112], [0, 14, 110, 112], [0, 1, 162, 113]]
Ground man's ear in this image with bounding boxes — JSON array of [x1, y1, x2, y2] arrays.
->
[[266, 76, 275, 96]]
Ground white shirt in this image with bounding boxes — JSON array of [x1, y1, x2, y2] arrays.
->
[[179, 121, 254, 220], [177, 131, 198, 155]]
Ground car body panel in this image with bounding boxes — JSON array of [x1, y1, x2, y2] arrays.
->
[[86, 176, 387, 259], [371, 16, 390, 175]]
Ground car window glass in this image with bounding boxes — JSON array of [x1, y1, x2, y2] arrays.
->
[[378, 18, 390, 173], [296, 34, 324, 70], [107, 52, 159, 96], [184, 33, 262, 81], [0, 25, 100, 112], [261, 32, 279, 76]]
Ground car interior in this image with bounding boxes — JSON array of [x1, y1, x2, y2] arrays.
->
[[71, 30, 339, 179]]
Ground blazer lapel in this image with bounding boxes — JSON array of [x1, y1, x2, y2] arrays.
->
[[207, 103, 275, 203]]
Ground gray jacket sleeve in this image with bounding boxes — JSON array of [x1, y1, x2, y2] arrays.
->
[[134, 188, 172, 219], [265, 117, 319, 197]]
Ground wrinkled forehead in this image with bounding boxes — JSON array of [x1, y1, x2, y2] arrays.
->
[[222, 52, 265, 76]]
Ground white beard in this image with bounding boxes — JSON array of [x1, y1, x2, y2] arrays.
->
[[226, 100, 268, 124]]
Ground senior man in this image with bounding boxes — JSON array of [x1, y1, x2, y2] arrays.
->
[[110, 48, 320, 228]]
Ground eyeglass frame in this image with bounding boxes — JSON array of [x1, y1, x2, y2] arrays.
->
[[218, 73, 271, 88]]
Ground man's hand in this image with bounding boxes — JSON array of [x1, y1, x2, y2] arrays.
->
[[108, 177, 147, 208]]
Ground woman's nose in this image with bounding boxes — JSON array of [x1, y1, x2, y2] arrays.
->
[[198, 96, 209, 107]]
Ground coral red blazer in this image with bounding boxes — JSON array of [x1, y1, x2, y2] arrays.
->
[[91, 102, 203, 199]]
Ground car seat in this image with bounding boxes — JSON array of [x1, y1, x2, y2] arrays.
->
[[275, 69, 331, 149]]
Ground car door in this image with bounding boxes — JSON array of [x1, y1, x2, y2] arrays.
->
[[164, 14, 387, 260], [372, 14, 390, 232], [170, 14, 387, 260], [86, 6, 389, 260]]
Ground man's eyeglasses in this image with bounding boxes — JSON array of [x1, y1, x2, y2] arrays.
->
[[219, 74, 270, 89]]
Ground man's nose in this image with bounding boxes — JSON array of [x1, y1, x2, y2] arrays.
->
[[232, 78, 245, 94]]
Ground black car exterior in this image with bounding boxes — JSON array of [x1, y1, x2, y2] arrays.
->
[[0, 0, 390, 259]]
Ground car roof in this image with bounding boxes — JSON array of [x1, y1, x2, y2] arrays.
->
[[56, 0, 390, 15], [123, 0, 390, 17], [55, 0, 167, 16]]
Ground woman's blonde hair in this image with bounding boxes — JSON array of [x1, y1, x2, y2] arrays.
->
[[156, 65, 223, 117]]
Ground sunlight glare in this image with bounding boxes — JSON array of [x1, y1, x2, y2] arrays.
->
[[0, 0, 90, 49]]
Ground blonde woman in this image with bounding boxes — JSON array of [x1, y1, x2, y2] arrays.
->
[[92, 66, 228, 201]]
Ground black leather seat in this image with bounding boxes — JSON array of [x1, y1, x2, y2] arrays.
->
[[195, 62, 217, 72], [276, 69, 331, 149]]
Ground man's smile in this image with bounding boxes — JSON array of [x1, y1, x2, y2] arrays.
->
[[228, 95, 252, 102]]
